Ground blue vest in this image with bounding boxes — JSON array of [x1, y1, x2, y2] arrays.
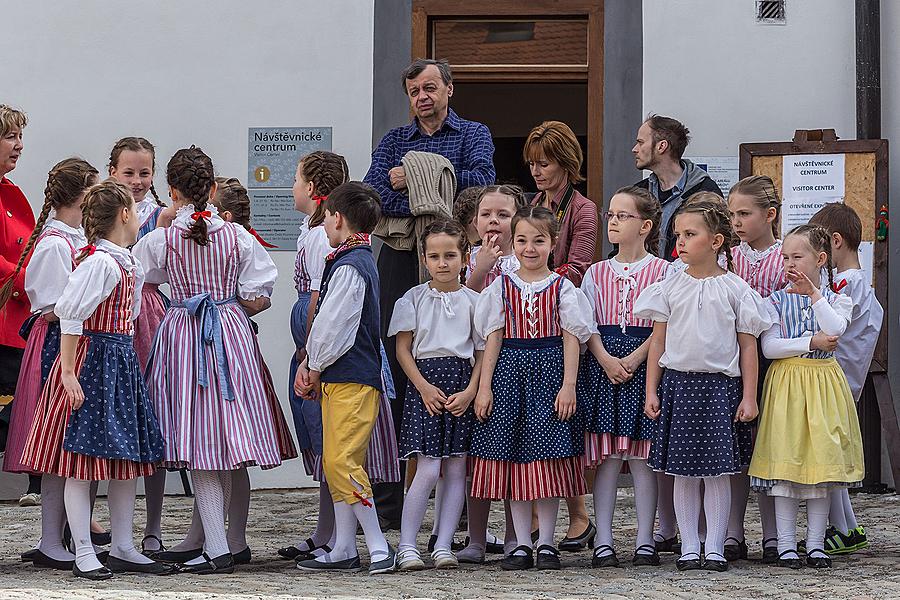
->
[[317, 244, 383, 391]]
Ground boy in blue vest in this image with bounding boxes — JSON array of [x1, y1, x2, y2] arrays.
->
[[296, 181, 396, 574]]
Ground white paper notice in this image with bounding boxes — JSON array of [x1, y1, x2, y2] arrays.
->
[[686, 156, 740, 196], [781, 197, 843, 238], [782, 154, 845, 199], [858, 241, 875, 287]]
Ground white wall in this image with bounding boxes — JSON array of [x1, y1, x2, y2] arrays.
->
[[1, 0, 375, 491]]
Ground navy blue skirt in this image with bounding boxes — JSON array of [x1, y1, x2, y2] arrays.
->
[[63, 332, 164, 463], [580, 326, 656, 441], [399, 356, 474, 458], [471, 337, 584, 463], [648, 369, 752, 477], [288, 291, 323, 455]]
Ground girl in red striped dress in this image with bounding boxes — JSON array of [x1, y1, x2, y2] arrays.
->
[[470, 206, 595, 571], [579, 186, 669, 568], [20, 180, 170, 580], [133, 147, 283, 575], [726, 175, 785, 564]]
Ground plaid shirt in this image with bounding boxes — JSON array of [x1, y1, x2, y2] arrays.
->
[[363, 109, 496, 217]]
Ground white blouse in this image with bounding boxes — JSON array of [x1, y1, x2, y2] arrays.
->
[[295, 216, 332, 292], [474, 272, 596, 343], [387, 283, 484, 361], [57, 239, 145, 335], [136, 194, 160, 225], [132, 204, 277, 299], [832, 269, 884, 401], [24, 219, 87, 315], [306, 266, 364, 373], [634, 269, 775, 377], [466, 246, 520, 281]]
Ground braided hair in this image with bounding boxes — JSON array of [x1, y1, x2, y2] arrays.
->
[[0, 158, 98, 309], [109, 137, 164, 207], [675, 192, 736, 272], [299, 151, 349, 228], [213, 177, 252, 230], [167, 147, 216, 246], [77, 179, 134, 263], [784, 224, 836, 292]]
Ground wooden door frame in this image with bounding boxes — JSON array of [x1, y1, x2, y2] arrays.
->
[[412, 0, 604, 206]]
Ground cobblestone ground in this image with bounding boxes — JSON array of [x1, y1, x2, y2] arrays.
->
[[0, 488, 898, 599]]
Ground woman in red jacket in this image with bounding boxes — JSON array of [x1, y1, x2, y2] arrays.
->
[[0, 105, 38, 502]]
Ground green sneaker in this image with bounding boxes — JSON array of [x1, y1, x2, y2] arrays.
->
[[851, 526, 869, 551], [823, 526, 857, 555]]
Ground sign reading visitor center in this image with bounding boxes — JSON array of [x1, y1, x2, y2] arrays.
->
[[247, 127, 332, 250]]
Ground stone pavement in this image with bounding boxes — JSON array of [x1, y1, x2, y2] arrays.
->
[[0, 488, 898, 599]]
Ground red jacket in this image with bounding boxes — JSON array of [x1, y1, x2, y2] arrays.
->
[[532, 187, 598, 286], [0, 177, 36, 349]]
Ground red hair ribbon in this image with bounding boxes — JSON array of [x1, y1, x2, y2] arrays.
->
[[79, 244, 97, 256], [312, 195, 328, 206], [833, 279, 848, 293], [353, 491, 373, 507], [671, 247, 679, 259], [554, 264, 571, 278], [191, 210, 211, 221], [249, 227, 277, 249]]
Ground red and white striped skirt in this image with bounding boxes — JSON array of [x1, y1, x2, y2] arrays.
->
[[584, 433, 651, 468], [470, 456, 587, 501]]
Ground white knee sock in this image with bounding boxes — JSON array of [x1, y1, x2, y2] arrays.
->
[[828, 488, 849, 534], [655, 472, 677, 540], [726, 470, 750, 543], [226, 468, 250, 553], [630, 459, 658, 554], [185, 470, 229, 564], [774, 496, 800, 558], [64, 478, 102, 572], [673, 476, 702, 559], [508, 500, 533, 555], [758, 492, 777, 548], [142, 470, 167, 551], [399, 455, 442, 553], [592, 457, 622, 555], [806, 496, 830, 556], [435, 456, 467, 552], [535, 498, 559, 552], [702, 475, 731, 560], [351, 491, 390, 562], [108, 478, 153, 564], [842, 488, 859, 530], [316, 501, 357, 563], [39, 474, 73, 561]]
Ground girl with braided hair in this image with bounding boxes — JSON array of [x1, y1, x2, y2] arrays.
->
[[749, 224, 863, 570], [20, 179, 169, 580], [0, 158, 97, 569], [133, 146, 282, 575], [634, 198, 774, 573]]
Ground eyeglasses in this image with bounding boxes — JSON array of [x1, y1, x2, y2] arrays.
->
[[602, 211, 641, 222]]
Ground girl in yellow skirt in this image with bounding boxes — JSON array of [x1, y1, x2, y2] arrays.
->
[[749, 224, 864, 570]]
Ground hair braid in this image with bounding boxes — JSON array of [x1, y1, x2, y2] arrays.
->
[[167, 147, 215, 246], [76, 179, 132, 263], [301, 151, 350, 228]]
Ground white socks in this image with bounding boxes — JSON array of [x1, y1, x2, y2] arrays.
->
[[774, 495, 799, 557], [702, 475, 730, 560], [828, 487, 857, 534], [673, 475, 730, 559], [726, 470, 750, 543], [64, 478, 103, 572], [508, 500, 533, 555], [630, 459, 658, 555], [399, 455, 442, 553], [805, 496, 830, 556], [108, 478, 153, 565], [592, 456, 621, 555], [534, 498, 559, 551], [673, 476, 702, 559], [654, 472, 677, 541], [434, 456, 467, 552], [318, 501, 358, 563], [39, 474, 73, 562], [185, 470, 230, 564], [351, 491, 389, 562]]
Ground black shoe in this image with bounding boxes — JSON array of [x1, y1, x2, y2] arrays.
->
[[723, 537, 747, 562], [175, 552, 235, 575], [232, 547, 251, 565], [154, 547, 204, 563], [535, 545, 561, 570], [806, 550, 832, 569], [297, 555, 361, 572], [32, 550, 74, 570], [97, 551, 109, 564], [21, 548, 39, 563], [761, 538, 778, 564], [676, 553, 702, 571], [369, 545, 397, 574], [485, 536, 505, 554], [703, 554, 728, 572], [558, 521, 596, 552], [91, 530, 112, 546], [141, 535, 166, 559], [631, 544, 660, 566], [655, 535, 681, 554], [777, 549, 803, 570], [500, 545, 533, 570], [73, 564, 114, 581], [107, 555, 178, 575], [278, 538, 315, 561], [426, 534, 464, 553], [591, 545, 619, 568]]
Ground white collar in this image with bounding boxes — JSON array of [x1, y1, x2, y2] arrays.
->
[[173, 203, 225, 231], [95, 238, 136, 272], [737, 240, 782, 263], [44, 218, 84, 238], [509, 271, 559, 292], [610, 253, 654, 278]]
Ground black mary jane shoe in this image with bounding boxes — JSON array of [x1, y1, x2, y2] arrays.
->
[[703, 554, 728, 572], [675, 552, 703, 571], [654, 535, 681, 554], [278, 538, 315, 560], [154, 547, 204, 564], [107, 555, 178, 575], [32, 550, 75, 571], [806, 550, 832, 569], [427, 534, 466, 553], [558, 521, 596, 552], [141, 535, 166, 559], [631, 544, 660, 567], [723, 537, 747, 562], [91, 530, 112, 547], [535, 545, 562, 570], [73, 563, 114, 581], [176, 552, 235, 575], [21, 548, 39, 563], [591, 545, 620, 568], [776, 549, 803, 570], [500, 545, 534, 571], [232, 547, 251, 565], [760, 538, 778, 565]]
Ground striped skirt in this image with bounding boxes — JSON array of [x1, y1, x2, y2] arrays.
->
[[470, 456, 587, 501], [133, 283, 168, 371]]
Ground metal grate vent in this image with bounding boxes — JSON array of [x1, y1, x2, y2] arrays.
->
[[756, 0, 786, 24]]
